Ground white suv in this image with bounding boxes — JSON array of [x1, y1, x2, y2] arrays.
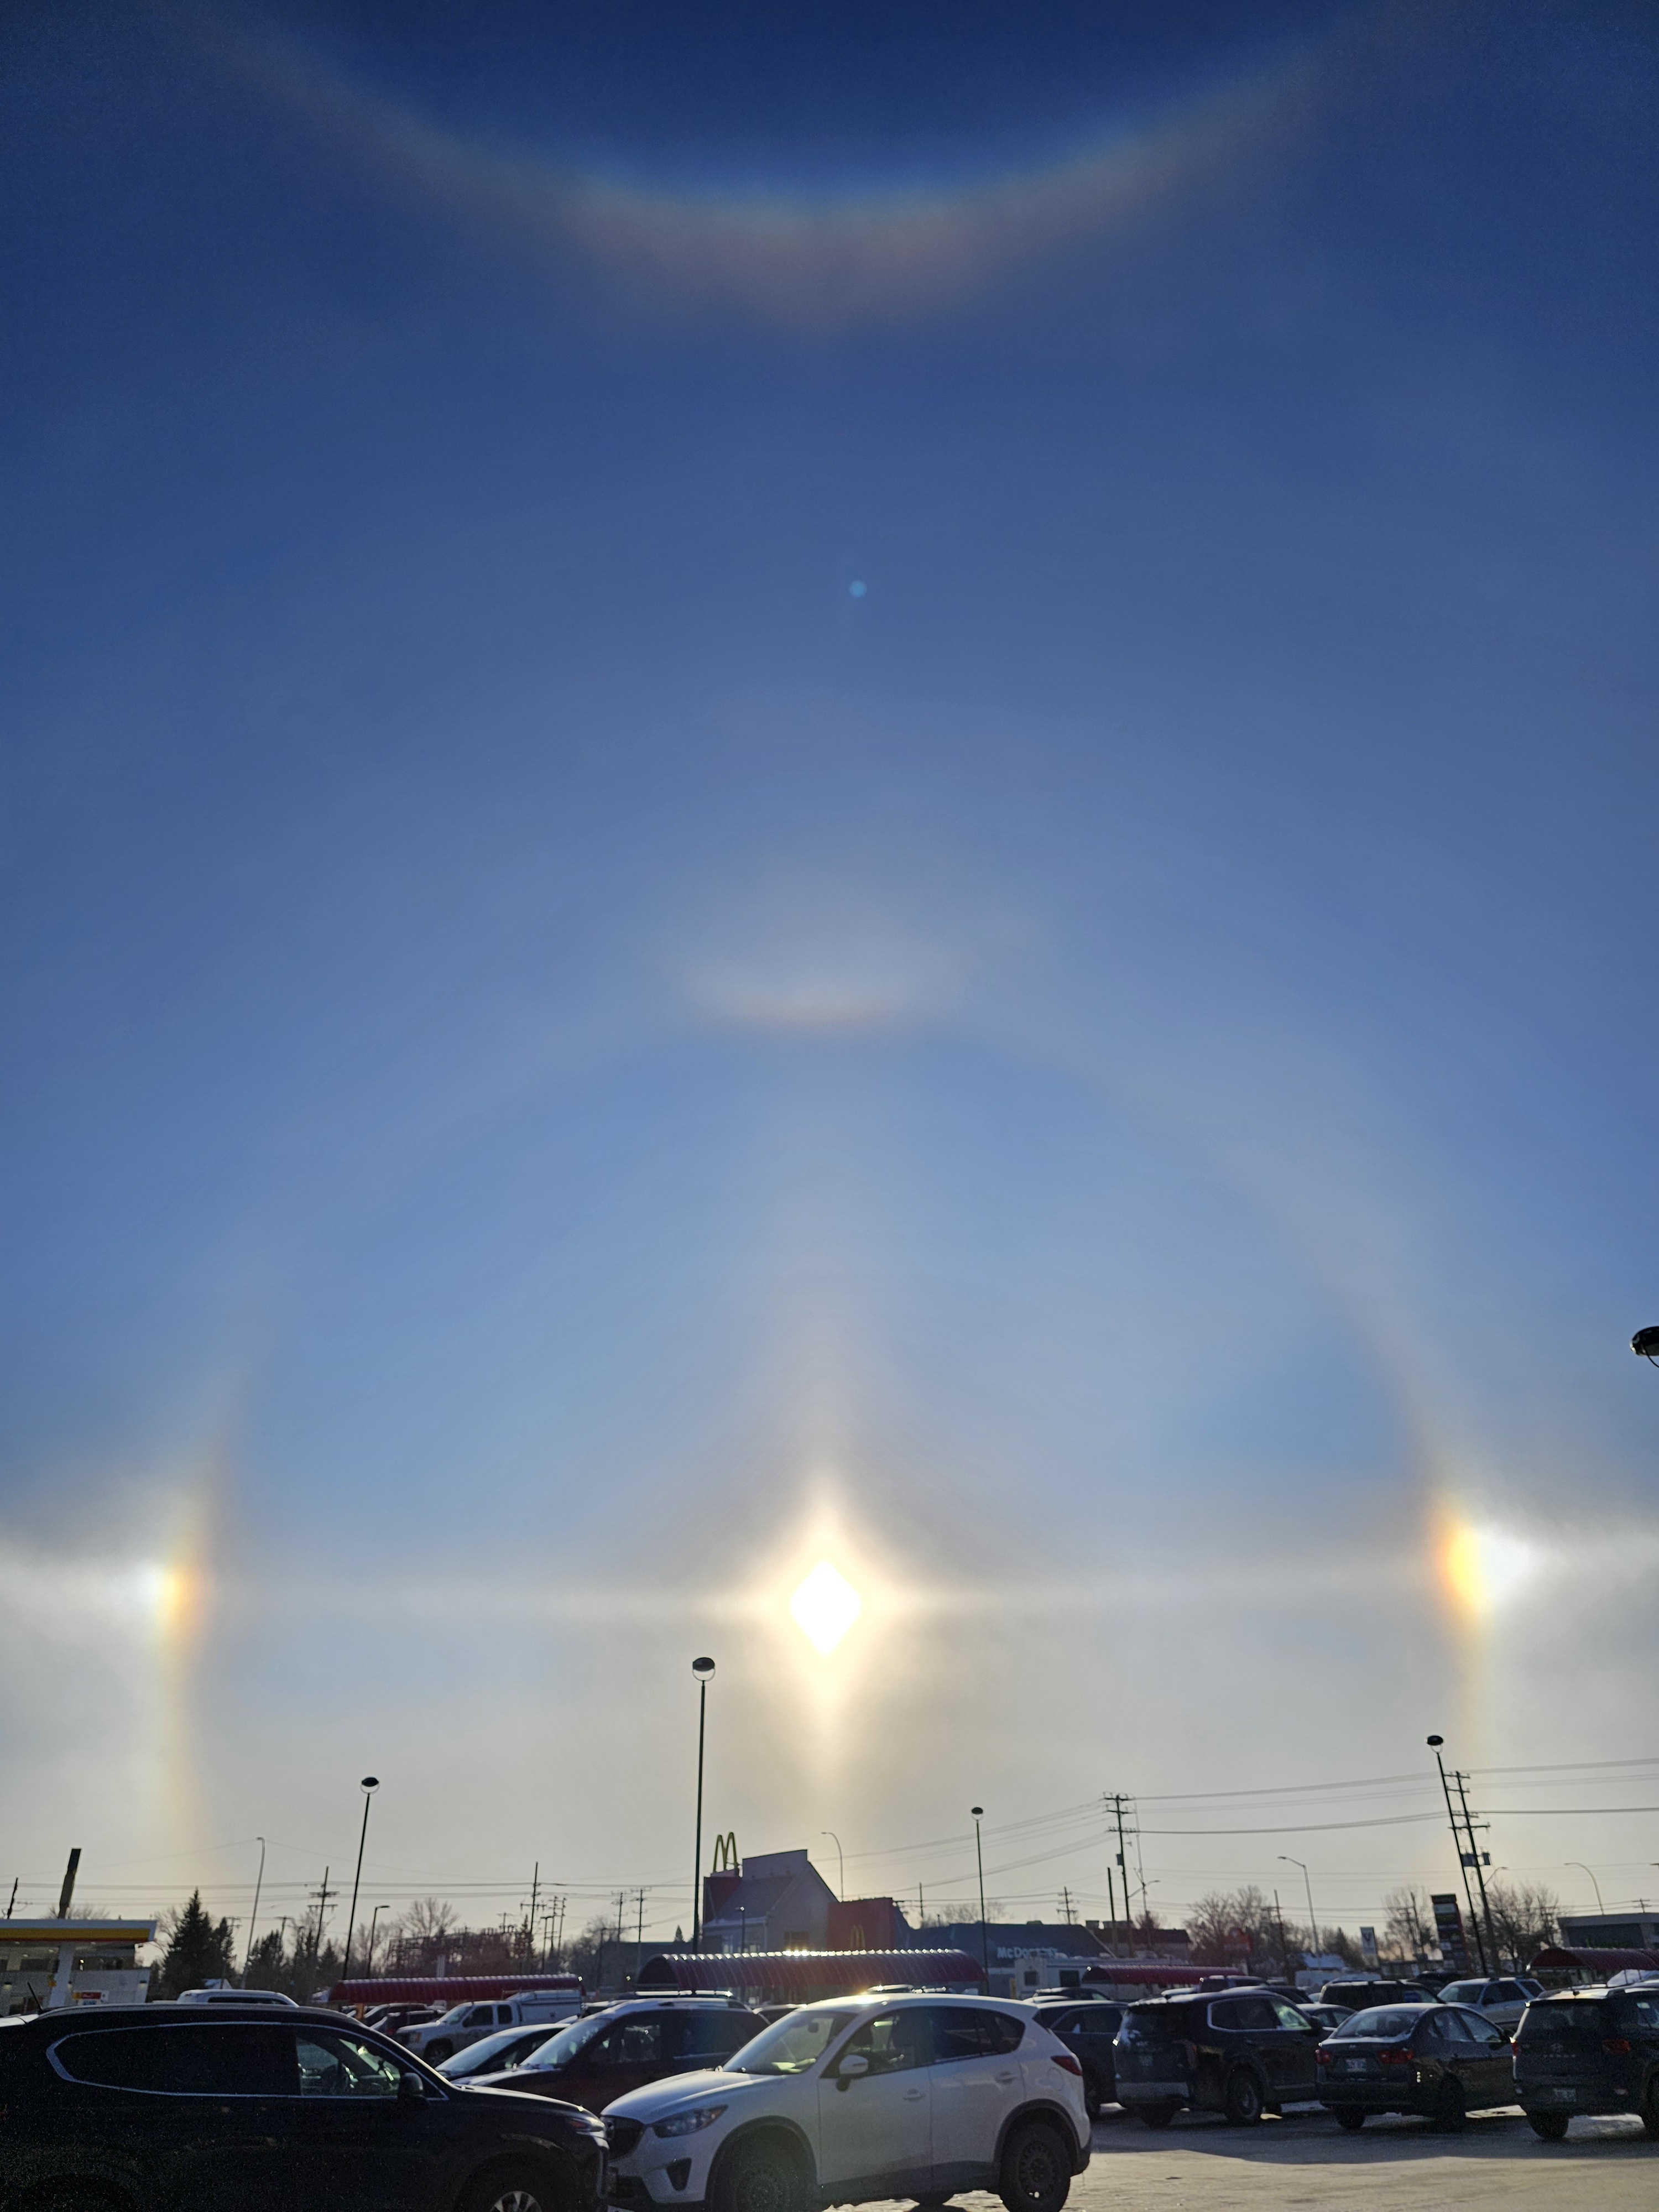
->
[[602, 1992, 1089, 2212]]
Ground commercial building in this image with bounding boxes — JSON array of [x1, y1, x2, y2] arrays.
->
[[0, 1921, 155, 2013]]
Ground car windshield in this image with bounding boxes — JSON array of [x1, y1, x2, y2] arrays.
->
[[726, 2009, 856, 2075], [520, 2015, 611, 2070], [1515, 2001, 1608, 2047], [1338, 2007, 1431, 2041], [1439, 1982, 1487, 2006]]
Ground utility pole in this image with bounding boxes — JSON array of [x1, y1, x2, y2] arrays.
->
[[1107, 1794, 1134, 1954], [528, 1864, 540, 1962], [309, 1869, 333, 1971], [636, 1890, 646, 1951], [1059, 1887, 1074, 1926], [1452, 1766, 1501, 1971], [1427, 1737, 1488, 1973], [6, 1877, 17, 1918]]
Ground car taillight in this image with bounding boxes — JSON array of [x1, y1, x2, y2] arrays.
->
[[1379, 2048, 1413, 2068], [1315, 2048, 1332, 2067], [1051, 2053, 1083, 2077], [1603, 2037, 1632, 2056]]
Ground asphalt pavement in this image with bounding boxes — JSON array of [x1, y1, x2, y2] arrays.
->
[[863, 2105, 1658, 2212], [1067, 2104, 1658, 2211]]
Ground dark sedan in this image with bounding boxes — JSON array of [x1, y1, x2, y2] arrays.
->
[[467, 2000, 766, 2115], [1030, 2001, 1123, 2120], [0, 2000, 608, 2212], [1316, 2002, 1515, 2130]]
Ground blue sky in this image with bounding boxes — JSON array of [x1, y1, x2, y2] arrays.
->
[[3, 0, 1659, 1951]]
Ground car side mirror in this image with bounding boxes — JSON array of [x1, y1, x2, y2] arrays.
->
[[398, 2072, 429, 2103], [836, 2053, 869, 2093]]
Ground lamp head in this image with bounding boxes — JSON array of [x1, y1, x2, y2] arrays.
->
[[971, 1806, 984, 1819], [361, 1776, 380, 1791], [1426, 1735, 1444, 1749], [692, 1657, 716, 1680]]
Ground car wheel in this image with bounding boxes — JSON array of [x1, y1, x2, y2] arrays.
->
[[713, 2139, 808, 2212], [1223, 2070, 1264, 2126], [1137, 2103, 1179, 2130], [460, 2167, 556, 2212], [1084, 2083, 1102, 2122], [1335, 2108, 1366, 2133], [1432, 2081, 1466, 2133], [1527, 2114, 1570, 2141], [998, 2119, 1072, 2212]]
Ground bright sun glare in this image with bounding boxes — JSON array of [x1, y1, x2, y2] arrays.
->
[[790, 1561, 863, 1653]]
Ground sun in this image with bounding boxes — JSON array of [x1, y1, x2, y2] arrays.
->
[[790, 1562, 863, 1654]]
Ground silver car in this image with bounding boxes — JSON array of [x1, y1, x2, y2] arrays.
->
[[1437, 1976, 1542, 2033]]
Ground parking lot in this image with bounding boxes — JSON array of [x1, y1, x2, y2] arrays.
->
[[865, 2107, 1659, 2212], [1068, 2106, 1659, 2212]]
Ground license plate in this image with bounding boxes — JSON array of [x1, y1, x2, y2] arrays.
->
[[1341, 2059, 1372, 2075], [1532, 2089, 1577, 2106]]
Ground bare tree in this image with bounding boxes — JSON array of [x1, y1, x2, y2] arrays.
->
[[1381, 1885, 1436, 1964], [1486, 1881, 1558, 1971]]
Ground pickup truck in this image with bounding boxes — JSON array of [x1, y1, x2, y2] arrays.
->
[[399, 1990, 582, 2063]]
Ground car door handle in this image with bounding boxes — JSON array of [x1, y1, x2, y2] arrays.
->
[[905, 2089, 924, 2101], [996, 2072, 1015, 2083]]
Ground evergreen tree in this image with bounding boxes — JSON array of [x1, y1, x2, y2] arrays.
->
[[158, 1890, 235, 1997]]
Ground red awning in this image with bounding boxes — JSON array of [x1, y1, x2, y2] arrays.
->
[[637, 1949, 985, 1997], [328, 1974, 582, 2007], [1530, 1946, 1659, 1978]]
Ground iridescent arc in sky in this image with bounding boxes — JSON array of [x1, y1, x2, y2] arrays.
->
[[232, 27, 1316, 327]]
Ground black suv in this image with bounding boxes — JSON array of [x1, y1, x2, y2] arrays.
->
[[0, 2001, 609, 2212], [1514, 1985, 1659, 2139], [1029, 2002, 1123, 2120], [468, 1999, 767, 2112], [1113, 1989, 1321, 2127]]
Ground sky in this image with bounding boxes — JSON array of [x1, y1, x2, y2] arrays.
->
[[3, 0, 1659, 1960]]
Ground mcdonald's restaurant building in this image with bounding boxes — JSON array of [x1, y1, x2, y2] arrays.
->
[[700, 1847, 906, 1954]]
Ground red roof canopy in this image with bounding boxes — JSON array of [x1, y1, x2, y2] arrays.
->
[[637, 1949, 985, 1997], [1530, 1946, 1659, 1978]]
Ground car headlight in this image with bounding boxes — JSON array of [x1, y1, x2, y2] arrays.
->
[[652, 2105, 727, 2138]]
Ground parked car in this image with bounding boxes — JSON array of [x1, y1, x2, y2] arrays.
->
[[364, 2004, 442, 2034], [439, 2022, 565, 2081], [402, 1992, 583, 2064], [0, 1999, 608, 2212], [1435, 1976, 1544, 2033], [602, 1990, 1090, 2212], [470, 1999, 768, 2113], [175, 1987, 299, 2007], [1316, 1980, 1437, 2011], [1297, 2004, 1354, 2036], [1514, 1983, 1659, 2139], [1113, 1988, 1321, 2127], [1316, 2001, 1513, 2130], [1029, 2001, 1122, 2120]]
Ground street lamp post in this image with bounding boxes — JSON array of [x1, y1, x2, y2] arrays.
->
[[242, 1837, 266, 1983], [1567, 1863, 1606, 1913], [366, 1903, 387, 1974], [971, 1808, 989, 1983], [1279, 1857, 1318, 1958], [821, 1832, 844, 1898], [341, 1777, 380, 1984], [691, 1658, 716, 1949]]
